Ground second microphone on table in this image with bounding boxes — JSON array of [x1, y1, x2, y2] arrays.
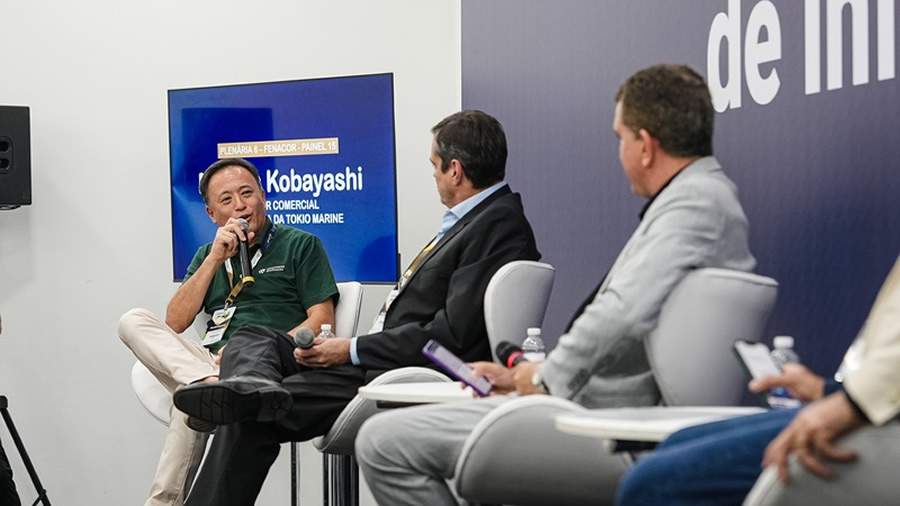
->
[[495, 341, 530, 368]]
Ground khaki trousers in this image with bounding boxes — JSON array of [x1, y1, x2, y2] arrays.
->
[[119, 308, 218, 506]]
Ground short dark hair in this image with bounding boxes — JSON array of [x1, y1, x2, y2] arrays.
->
[[199, 158, 263, 203], [431, 110, 507, 188], [615, 64, 714, 158]]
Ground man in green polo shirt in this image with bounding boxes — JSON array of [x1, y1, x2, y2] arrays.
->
[[118, 157, 338, 506]]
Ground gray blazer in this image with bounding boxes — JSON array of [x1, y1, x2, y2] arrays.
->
[[542, 156, 756, 408]]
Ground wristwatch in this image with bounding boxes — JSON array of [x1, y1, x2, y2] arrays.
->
[[531, 366, 549, 395]]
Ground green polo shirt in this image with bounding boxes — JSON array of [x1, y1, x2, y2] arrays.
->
[[185, 223, 338, 352]]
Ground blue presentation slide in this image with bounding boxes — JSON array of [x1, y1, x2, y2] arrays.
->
[[168, 73, 399, 283]]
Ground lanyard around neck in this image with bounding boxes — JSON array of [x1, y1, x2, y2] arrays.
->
[[223, 249, 262, 308]]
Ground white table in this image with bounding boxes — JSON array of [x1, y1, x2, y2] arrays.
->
[[358, 381, 478, 407], [556, 406, 766, 445]]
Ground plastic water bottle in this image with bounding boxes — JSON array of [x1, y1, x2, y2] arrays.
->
[[522, 327, 546, 362], [767, 336, 801, 409], [318, 324, 335, 340]]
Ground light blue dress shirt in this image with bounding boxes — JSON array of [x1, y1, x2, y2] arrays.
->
[[349, 181, 508, 365]]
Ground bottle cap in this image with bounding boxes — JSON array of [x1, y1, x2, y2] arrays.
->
[[527, 327, 541, 336], [773, 336, 794, 349], [321, 324, 332, 332]]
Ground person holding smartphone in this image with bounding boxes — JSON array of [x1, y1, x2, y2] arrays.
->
[[616, 256, 900, 506]]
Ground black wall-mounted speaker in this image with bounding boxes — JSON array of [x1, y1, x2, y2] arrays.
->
[[0, 105, 32, 207]]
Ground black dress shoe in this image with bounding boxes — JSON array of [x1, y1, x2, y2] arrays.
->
[[173, 376, 292, 426]]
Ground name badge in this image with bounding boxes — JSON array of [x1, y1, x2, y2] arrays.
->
[[203, 307, 237, 347], [368, 289, 400, 334], [368, 312, 386, 334], [212, 306, 236, 326]]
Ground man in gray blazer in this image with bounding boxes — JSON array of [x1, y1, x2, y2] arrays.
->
[[354, 64, 757, 506]]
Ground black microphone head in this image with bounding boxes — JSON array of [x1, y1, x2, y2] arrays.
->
[[293, 328, 315, 349], [237, 218, 249, 232], [495, 341, 523, 366]]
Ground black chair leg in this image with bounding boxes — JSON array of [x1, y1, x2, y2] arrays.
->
[[320, 453, 359, 506], [330, 454, 339, 506], [290, 442, 300, 506], [322, 453, 329, 506], [331, 455, 338, 506], [349, 456, 359, 506], [331, 455, 347, 506], [341, 455, 350, 506]]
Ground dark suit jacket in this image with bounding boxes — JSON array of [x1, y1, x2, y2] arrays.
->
[[356, 185, 540, 372]]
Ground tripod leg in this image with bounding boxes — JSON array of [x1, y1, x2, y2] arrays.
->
[[0, 437, 22, 506], [1, 401, 51, 505]]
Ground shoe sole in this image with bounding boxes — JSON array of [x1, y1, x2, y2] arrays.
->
[[174, 383, 292, 425], [185, 416, 216, 433]]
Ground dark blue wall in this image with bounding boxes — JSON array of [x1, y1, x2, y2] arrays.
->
[[462, 0, 900, 376]]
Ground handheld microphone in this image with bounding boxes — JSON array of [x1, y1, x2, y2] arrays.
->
[[292, 328, 316, 349], [496, 341, 528, 368], [237, 218, 255, 287]]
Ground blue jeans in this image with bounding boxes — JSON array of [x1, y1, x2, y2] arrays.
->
[[616, 408, 800, 506]]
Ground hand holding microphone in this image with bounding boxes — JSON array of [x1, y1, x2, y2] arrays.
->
[[292, 328, 316, 349], [496, 341, 530, 368], [293, 328, 352, 368], [236, 218, 255, 287], [495, 341, 548, 396], [209, 217, 254, 264]]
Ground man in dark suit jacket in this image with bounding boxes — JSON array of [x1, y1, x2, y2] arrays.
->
[[174, 110, 540, 506]]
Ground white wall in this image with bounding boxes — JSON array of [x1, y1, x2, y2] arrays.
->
[[0, 1, 461, 504]]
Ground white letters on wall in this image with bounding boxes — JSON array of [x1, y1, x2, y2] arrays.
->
[[745, 1, 782, 105], [827, 0, 869, 90], [708, 0, 743, 111], [708, 0, 897, 110]]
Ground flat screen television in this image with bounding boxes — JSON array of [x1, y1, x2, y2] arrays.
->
[[168, 73, 399, 283]]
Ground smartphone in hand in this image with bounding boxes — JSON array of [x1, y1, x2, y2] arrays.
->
[[422, 339, 492, 397], [733, 340, 781, 380]]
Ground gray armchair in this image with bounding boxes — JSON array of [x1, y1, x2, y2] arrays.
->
[[313, 260, 556, 505], [484, 260, 555, 361], [647, 268, 778, 405], [743, 423, 900, 506], [454, 268, 779, 505], [313, 367, 453, 505], [455, 395, 627, 506]]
